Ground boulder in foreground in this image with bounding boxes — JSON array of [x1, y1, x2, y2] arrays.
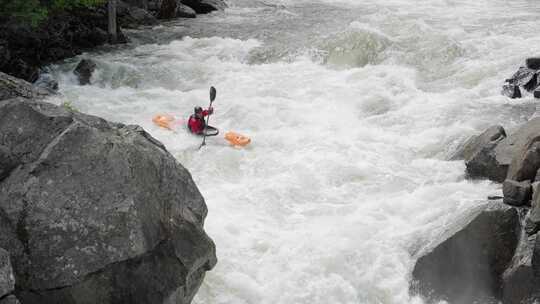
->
[[0, 98, 216, 304]]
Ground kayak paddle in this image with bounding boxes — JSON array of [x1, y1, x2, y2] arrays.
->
[[199, 86, 217, 149]]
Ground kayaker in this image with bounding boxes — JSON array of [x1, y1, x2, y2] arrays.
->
[[187, 106, 218, 136]]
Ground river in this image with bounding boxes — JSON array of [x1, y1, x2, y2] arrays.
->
[[45, 0, 540, 303]]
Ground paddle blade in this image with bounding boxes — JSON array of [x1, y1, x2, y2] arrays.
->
[[210, 86, 217, 102]]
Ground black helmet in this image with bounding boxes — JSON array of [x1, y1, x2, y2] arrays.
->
[[194, 106, 203, 114]]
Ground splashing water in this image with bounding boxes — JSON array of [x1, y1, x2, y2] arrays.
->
[[45, 0, 540, 303]]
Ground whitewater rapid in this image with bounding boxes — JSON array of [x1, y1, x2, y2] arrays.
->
[[45, 0, 540, 303]]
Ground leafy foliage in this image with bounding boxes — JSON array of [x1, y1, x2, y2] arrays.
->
[[0, 0, 107, 26]]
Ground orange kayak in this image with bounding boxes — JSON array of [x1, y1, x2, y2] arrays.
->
[[225, 131, 251, 147], [152, 114, 175, 130]]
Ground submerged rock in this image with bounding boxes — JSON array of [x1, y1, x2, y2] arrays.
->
[[502, 84, 522, 99], [33, 73, 59, 93], [74, 59, 97, 85], [0, 98, 216, 304], [411, 202, 520, 303], [462, 125, 507, 182]]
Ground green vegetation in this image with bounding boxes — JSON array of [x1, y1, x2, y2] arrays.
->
[[61, 100, 79, 112], [0, 0, 106, 26]]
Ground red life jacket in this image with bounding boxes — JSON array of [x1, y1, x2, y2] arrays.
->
[[187, 110, 210, 134]]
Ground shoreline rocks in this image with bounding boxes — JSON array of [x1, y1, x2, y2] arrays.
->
[[0, 97, 216, 303]]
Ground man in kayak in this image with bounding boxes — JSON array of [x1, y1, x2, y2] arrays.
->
[[187, 106, 219, 136]]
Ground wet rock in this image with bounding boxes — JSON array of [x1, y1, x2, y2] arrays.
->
[[0, 248, 15, 298], [33, 73, 59, 93], [181, 0, 227, 14], [158, 0, 196, 19], [411, 202, 520, 303], [463, 125, 507, 182], [502, 234, 540, 304], [74, 59, 97, 85], [526, 57, 540, 70], [502, 84, 522, 99], [117, 0, 158, 28], [503, 179, 532, 206], [507, 67, 537, 88], [0, 98, 216, 303], [0, 71, 50, 101]]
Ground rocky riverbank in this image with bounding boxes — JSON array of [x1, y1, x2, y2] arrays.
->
[[0, 0, 226, 83], [0, 72, 216, 304], [411, 62, 540, 303]]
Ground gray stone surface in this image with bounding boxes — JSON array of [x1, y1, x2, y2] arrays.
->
[[0, 98, 216, 303], [118, 0, 158, 28], [0, 248, 15, 299], [411, 202, 520, 303], [0, 71, 50, 101], [503, 179, 532, 206], [462, 125, 507, 182]]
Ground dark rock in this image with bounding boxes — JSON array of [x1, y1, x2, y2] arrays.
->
[[463, 125, 507, 182], [526, 57, 540, 70], [507, 67, 537, 87], [0, 71, 50, 101], [0, 145, 17, 181], [33, 73, 59, 93], [117, 1, 158, 28], [74, 59, 97, 85], [502, 234, 540, 304], [157, 0, 196, 19], [411, 202, 520, 303], [181, 0, 227, 14], [177, 2, 197, 18], [0, 295, 20, 304], [0, 248, 15, 298], [502, 84, 521, 99], [503, 179, 532, 206], [0, 98, 216, 303], [534, 87, 540, 99]]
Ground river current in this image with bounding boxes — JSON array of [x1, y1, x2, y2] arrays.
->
[[45, 0, 540, 303]]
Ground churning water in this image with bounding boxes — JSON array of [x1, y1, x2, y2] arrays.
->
[[45, 0, 540, 303]]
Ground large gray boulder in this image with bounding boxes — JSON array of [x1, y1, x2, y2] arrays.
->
[[0, 248, 15, 299], [507, 141, 540, 182], [0, 98, 216, 304], [526, 183, 540, 235], [0, 72, 50, 101], [411, 202, 520, 303], [462, 125, 507, 182]]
